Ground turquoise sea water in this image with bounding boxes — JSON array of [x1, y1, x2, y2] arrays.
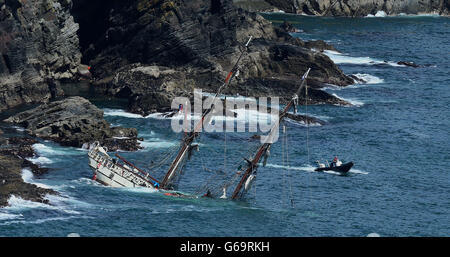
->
[[0, 14, 449, 236]]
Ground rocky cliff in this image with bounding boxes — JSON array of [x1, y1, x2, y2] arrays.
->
[[70, 0, 353, 116], [0, 0, 81, 112], [5, 96, 143, 151], [234, 0, 449, 16]]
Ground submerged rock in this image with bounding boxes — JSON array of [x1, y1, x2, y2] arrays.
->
[[285, 113, 326, 125], [397, 61, 420, 68], [4, 96, 143, 151]]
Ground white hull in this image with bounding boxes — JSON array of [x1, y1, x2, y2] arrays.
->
[[87, 143, 156, 189]]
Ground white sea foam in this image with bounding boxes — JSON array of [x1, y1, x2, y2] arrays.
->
[[1, 216, 82, 225], [375, 11, 387, 17], [366, 11, 387, 17], [266, 163, 316, 172], [349, 169, 369, 175], [33, 143, 81, 156], [27, 156, 54, 165], [5, 187, 88, 215], [352, 73, 384, 84], [6, 195, 54, 210], [21, 169, 52, 189], [0, 212, 23, 221], [103, 108, 145, 118], [12, 126, 25, 132], [140, 139, 178, 149], [324, 50, 404, 67]]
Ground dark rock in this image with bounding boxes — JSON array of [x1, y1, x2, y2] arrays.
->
[[72, 0, 353, 115], [0, 134, 56, 207], [397, 61, 420, 68], [280, 20, 301, 33], [349, 74, 366, 84], [0, 153, 56, 207], [0, 0, 81, 112], [285, 112, 326, 125], [4, 96, 142, 151], [305, 40, 338, 52]]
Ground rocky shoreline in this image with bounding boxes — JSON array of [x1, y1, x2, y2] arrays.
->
[[0, 135, 57, 207], [4, 96, 143, 152], [233, 0, 449, 17], [80, 0, 354, 116]]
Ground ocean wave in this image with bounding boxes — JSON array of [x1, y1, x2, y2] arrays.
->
[[0, 212, 23, 221], [103, 108, 145, 118], [1, 216, 86, 225], [26, 156, 54, 165], [139, 139, 178, 150], [21, 169, 52, 189], [324, 50, 404, 67], [5, 195, 86, 216], [266, 163, 316, 172], [366, 11, 387, 18], [6, 195, 55, 211], [349, 169, 369, 175], [151, 108, 280, 131], [33, 143, 82, 156]]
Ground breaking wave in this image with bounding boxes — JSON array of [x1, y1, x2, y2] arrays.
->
[[33, 143, 82, 156], [324, 50, 404, 67], [366, 11, 387, 18], [103, 108, 145, 119], [21, 169, 52, 189], [26, 156, 53, 165], [139, 139, 178, 150]]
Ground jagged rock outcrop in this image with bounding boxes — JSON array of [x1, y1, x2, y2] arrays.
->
[[0, 0, 81, 112], [4, 96, 143, 151], [72, 0, 353, 115], [0, 136, 56, 207], [234, 0, 449, 16]]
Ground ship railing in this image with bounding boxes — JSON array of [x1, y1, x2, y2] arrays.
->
[[89, 143, 157, 187]]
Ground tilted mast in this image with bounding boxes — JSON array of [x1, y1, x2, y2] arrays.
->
[[230, 68, 311, 200], [160, 37, 253, 190]]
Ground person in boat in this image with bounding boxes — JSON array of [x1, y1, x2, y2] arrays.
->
[[316, 160, 325, 168], [154, 182, 159, 189], [331, 156, 338, 167], [331, 156, 342, 167], [202, 189, 212, 198]]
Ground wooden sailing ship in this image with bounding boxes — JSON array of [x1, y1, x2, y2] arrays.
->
[[87, 37, 253, 194]]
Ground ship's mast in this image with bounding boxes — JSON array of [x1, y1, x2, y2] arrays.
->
[[160, 37, 253, 189], [231, 68, 311, 200]]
